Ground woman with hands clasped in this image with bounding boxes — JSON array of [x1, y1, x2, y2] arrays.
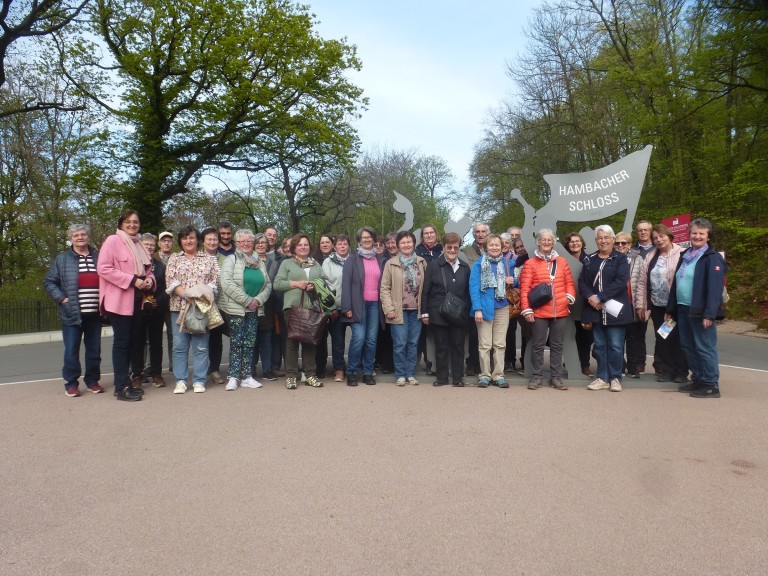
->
[[469, 234, 512, 388], [520, 229, 575, 391], [219, 229, 272, 391], [579, 225, 632, 393]]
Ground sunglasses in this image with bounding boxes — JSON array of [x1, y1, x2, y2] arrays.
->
[[615, 241, 629, 246]]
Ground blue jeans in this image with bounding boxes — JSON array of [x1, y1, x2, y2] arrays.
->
[[592, 324, 626, 382], [677, 305, 719, 387], [61, 314, 102, 389], [347, 301, 379, 376], [390, 310, 422, 379], [328, 316, 347, 372], [171, 312, 210, 384]]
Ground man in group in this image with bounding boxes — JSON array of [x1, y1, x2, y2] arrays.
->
[[264, 226, 278, 255], [461, 222, 489, 376], [217, 221, 235, 257], [629, 219, 654, 374], [506, 226, 522, 266]]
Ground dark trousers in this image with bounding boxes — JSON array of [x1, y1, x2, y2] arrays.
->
[[575, 321, 594, 370], [271, 311, 287, 371], [375, 325, 393, 371], [61, 313, 102, 389], [315, 325, 329, 376], [433, 323, 466, 384], [505, 315, 517, 365], [625, 319, 647, 373], [466, 318, 480, 370], [252, 326, 273, 377], [208, 323, 226, 374], [132, 313, 164, 377], [108, 307, 142, 392], [650, 305, 688, 378]]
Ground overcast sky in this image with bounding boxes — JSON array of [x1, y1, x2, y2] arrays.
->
[[308, 0, 545, 191]]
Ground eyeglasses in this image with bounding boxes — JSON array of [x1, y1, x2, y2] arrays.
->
[[444, 245, 460, 251], [615, 241, 629, 246]]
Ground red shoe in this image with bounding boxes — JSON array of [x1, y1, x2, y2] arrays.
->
[[88, 383, 105, 394], [65, 386, 81, 397]]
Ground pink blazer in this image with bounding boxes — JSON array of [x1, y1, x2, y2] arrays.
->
[[97, 234, 155, 315]]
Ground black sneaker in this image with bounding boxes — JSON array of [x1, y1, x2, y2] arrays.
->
[[363, 374, 376, 385], [262, 371, 278, 381], [678, 382, 702, 393], [433, 381, 448, 387], [116, 387, 142, 402], [690, 385, 720, 398], [347, 375, 358, 387]]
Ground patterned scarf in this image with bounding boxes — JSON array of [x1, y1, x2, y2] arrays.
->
[[237, 249, 260, 269], [294, 255, 316, 269], [480, 253, 507, 300], [676, 243, 708, 281], [399, 253, 417, 291], [357, 246, 378, 260]]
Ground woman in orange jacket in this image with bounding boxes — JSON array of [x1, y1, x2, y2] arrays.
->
[[520, 228, 576, 390]]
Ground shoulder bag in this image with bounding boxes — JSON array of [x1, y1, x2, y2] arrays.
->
[[438, 265, 469, 325], [528, 260, 557, 309]]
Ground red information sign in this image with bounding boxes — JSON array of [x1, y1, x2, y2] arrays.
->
[[662, 213, 690, 244]]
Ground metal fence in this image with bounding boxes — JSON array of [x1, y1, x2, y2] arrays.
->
[[0, 300, 60, 336]]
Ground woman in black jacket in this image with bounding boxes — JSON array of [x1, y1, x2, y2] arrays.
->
[[420, 232, 470, 387]]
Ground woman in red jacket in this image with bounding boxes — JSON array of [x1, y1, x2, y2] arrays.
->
[[520, 229, 576, 390]]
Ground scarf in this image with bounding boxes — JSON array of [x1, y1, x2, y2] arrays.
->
[[237, 249, 260, 269], [357, 246, 378, 260], [399, 253, 417, 292], [676, 243, 708, 281], [479, 253, 507, 299], [329, 252, 347, 267], [294, 255, 316, 269], [116, 229, 151, 276]]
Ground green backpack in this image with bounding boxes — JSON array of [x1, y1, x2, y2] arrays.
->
[[310, 278, 336, 314]]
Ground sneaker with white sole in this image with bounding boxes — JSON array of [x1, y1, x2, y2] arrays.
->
[[408, 377, 419, 385], [173, 380, 187, 394], [609, 379, 622, 392], [305, 376, 323, 387], [396, 377, 406, 386], [286, 377, 297, 389], [300, 372, 307, 383], [193, 382, 206, 393], [226, 378, 238, 391], [587, 378, 609, 391], [241, 377, 262, 389]]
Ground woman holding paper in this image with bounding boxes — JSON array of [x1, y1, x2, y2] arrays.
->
[[634, 224, 687, 384], [579, 225, 632, 392]]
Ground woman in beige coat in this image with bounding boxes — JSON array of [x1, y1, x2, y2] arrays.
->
[[380, 231, 427, 385]]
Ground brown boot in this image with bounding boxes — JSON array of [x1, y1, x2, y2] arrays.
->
[[152, 375, 166, 388], [131, 376, 144, 390]]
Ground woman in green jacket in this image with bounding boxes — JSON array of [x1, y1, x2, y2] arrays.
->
[[273, 234, 327, 389]]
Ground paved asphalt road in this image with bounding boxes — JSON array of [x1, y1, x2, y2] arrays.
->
[[1, 326, 766, 575]]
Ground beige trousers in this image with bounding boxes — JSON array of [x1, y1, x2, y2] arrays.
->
[[477, 306, 510, 380]]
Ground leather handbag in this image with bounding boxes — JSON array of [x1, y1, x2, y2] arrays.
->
[[286, 292, 328, 346], [507, 286, 522, 318]]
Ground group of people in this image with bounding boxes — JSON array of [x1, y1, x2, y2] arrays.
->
[[44, 210, 728, 401]]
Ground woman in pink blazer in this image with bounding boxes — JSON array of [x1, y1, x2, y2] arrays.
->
[[97, 210, 155, 402]]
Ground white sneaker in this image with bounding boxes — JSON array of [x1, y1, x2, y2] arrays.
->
[[396, 377, 406, 386], [193, 382, 206, 393], [241, 377, 262, 389], [173, 380, 187, 394], [587, 378, 609, 391], [408, 377, 419, 386], [209, 371, 224, 385], [610, 379, 623, 392], [300, 372, 307, 383], [225, 378, 238, 391]]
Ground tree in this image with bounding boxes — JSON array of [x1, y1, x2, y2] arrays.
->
[[57, 0, 366, 232], [0, 0, 89, 117]]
